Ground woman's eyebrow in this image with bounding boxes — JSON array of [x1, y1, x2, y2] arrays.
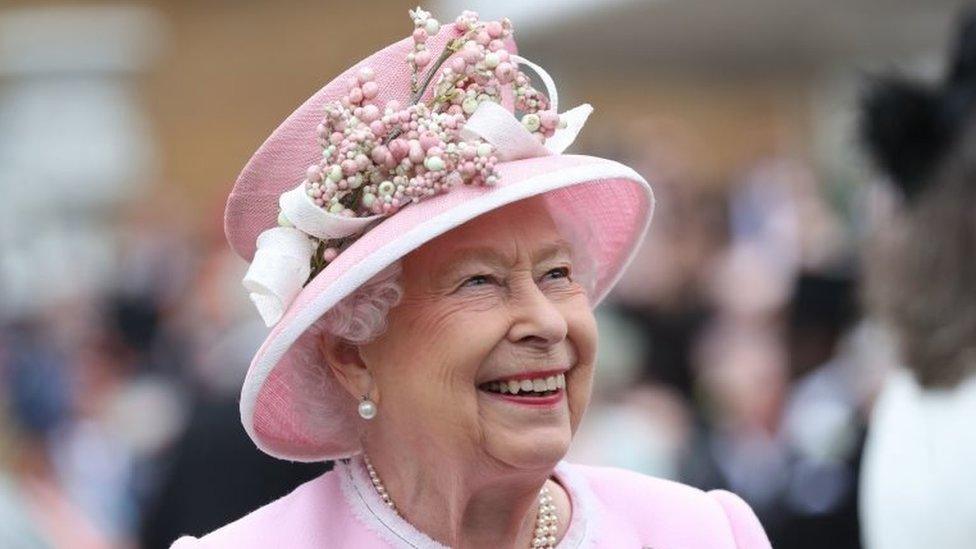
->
[[435, 247, 511, 282], [532, 239, 573, 263], [436, 239, 572, 280]]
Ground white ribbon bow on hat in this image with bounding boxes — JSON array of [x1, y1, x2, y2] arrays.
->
[[461, 55, 592, 159], [242, 55, 593, 327]]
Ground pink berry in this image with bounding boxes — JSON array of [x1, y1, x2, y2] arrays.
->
[[419, 132, 439, 151], [540, 111, 559, 130], [361, 104, 380, 123], [341, 159, 358, 175], [348, 87, 363, 104], [369, 120, 386, 135], [451, 57, 466, 74], [306, 165, 322, 181], [462, 44, 481, 64], [357, 67, 375, 84], [362, 81, 379, 100], [408, 140, 425, 163], [486, 21, 503, 39], [475, 30, 490, 46], [495, 62, 515, 83], [413, 28, 427, 43], [388, 138, 409, 160]]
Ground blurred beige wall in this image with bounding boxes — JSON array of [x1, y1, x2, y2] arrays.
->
[[2, 0, 815, 227]]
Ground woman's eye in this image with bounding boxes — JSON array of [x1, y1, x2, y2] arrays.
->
[[462, 274, 493, 287], [543, 267, 571, 281]]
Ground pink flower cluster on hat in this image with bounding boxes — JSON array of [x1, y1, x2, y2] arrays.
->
[[290, 8, 564, 267]]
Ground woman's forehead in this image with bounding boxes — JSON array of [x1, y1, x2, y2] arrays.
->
[[434, 238, 573, 269], [408, 199, 568, 267]]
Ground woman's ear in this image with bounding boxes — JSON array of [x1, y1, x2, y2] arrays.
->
[[318, 333, 375, 401]]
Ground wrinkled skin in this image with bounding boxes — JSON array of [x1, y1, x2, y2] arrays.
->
[[325, 196, 597, 548]]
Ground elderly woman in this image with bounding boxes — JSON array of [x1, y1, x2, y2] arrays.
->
[[172, 9, 770, 549]]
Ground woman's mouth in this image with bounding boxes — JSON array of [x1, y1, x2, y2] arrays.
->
[[477, 372, 566, 404]]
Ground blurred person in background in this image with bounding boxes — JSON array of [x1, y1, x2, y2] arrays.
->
[[0, 316, 115, 549], [679, 146, 866, 548], [858, 8, 976, 549], [682, 273, 865, 549], [138, 229, 325, 548], [610, 175, 726, 401]]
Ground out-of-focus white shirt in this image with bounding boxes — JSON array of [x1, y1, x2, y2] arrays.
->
[[861, 368, 976, 549]]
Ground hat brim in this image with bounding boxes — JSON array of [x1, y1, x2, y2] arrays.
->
[[239, 153, 653, 461]]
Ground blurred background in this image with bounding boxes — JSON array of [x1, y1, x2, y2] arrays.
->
[[0, 1, 971, 547]]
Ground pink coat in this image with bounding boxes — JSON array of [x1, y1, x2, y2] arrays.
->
[[170, 459, 770, 548]]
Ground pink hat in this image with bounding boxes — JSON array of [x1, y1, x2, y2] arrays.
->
[[226, 9, 654, 461]]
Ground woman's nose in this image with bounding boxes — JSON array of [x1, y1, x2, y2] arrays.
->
[[506, 280, 569, 347]]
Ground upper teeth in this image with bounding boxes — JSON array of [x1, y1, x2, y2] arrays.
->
[[484, 373, 566, 394]]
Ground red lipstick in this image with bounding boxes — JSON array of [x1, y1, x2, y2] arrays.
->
[[480, 388, 565, 407]]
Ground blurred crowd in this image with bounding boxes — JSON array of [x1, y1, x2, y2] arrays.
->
[[568, 152, 889, 549], [0, 2, 972, 549], [0, 191, 326, 547]]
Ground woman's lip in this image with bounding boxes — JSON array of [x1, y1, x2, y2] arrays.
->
[[481, 368, 568, 384], [478, 387, 565, 407]]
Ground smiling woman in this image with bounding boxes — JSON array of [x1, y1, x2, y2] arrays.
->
[[350, 198, 596, 478], [170, 8, 770, 549]]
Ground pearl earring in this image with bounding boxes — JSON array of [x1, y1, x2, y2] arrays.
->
[[358, 394, 377, 420]]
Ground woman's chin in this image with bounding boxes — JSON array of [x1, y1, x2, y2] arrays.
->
[[475, 387, 580, 469], [484, 427, 572, 470]]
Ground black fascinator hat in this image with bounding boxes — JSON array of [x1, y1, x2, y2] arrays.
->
[[860, 8, 976, 200]]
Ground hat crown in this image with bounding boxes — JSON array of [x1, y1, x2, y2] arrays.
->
[[225, 12, 522, 263]]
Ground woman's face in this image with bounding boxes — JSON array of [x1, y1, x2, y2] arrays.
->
[[359, 197, 597, 473]]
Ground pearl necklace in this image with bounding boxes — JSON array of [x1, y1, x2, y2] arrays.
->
[[363, 454, 559, 548]]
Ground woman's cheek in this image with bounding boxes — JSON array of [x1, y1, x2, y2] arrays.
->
[[565, 301, 597, 431], [450, 286, 506, 312], [567, 299, 598, 359], [424, 300, 511, 370], [565, 364, 594, 434]]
